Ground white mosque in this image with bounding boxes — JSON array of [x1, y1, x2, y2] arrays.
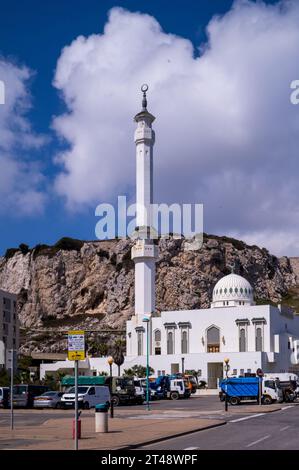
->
[[40, 87, 299, 387]]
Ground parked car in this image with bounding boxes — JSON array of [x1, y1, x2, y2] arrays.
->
[[133, 379, 145, 404], [33, 391, 64, 409], [0, 387, 10, 408], [12, 385, 50, 408], [61, 385, 110, 409]]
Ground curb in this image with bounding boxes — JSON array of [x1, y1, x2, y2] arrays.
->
[[117, 420, 227, 450]]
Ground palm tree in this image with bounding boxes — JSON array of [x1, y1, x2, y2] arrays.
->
[[112, 339, 126, 376]]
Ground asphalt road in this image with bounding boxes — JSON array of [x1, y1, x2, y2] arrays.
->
[[138, 404, 299, 450], [0, 396, 222, 426]]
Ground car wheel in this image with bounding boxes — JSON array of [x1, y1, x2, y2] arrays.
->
[[170, 392, 179, 400], [229, 396, 240, 406], [262, 395, 272, 405], [111, 395, 120, 406], [83, 402, 90, 410], [55, 403, 61, 409]]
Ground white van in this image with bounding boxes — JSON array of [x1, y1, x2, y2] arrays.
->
[[61, 385, 110, 409]]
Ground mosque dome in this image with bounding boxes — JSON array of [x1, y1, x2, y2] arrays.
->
[[211, 273, 254, 308]]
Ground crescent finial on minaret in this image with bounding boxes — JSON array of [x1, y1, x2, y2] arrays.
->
[[141, 84, 149, 110]]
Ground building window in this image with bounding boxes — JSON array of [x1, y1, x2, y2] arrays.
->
[[233, 369, 237, 375], [167, 330, 174, 355], [3, 297, 11, 310], [239, 328, 246, 352], [181, 330, 188, 354], [3, 311, 11, 323], [137, 331, 143, 356], [154, 329, 161, 355], [256, 327, 263, 351], [207, 326, 220, 353], [240, 369, 244, 376], [154, 330, 161, 342]]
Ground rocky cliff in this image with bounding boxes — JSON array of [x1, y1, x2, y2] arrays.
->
[[0, 235, 298, 354]]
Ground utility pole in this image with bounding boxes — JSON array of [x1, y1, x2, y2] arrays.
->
[[10, 349, 14, 430]]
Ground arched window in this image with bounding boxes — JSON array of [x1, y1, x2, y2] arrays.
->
[[137, 331, 143, 356], [154, 329, 161, 355], [181, 330, 188, 354], [167, 331, 174, 355], [154, 330, 161, 342], [207, 326, 220, 353], [239, 328, 246, 352], [256, 327, 263, 351]]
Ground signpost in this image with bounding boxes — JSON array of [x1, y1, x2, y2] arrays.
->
[[256, 368, 264, 405], [68, 331, 85, 451]]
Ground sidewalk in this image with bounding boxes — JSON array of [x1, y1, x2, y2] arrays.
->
[[0, 413, 226, 450]]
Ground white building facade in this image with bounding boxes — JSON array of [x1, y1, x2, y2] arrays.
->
[[125, 273, 299, 387]]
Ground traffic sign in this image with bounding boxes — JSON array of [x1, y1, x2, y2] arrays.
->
[[256, 368, 264, 377], [68, 330, 85, 361]]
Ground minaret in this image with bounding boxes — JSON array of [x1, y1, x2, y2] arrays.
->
[[131, 85, 158, 324]]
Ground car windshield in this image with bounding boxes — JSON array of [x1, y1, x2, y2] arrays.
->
[[13, 385, 27, 395], [68, 387, 89, 394], [123, 379, 133, 386], [41, 391, 56, 396]]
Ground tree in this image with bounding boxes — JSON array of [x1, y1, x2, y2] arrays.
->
[[88, 341, 108, 357], [112, 339, 126, 376], [124, 365, 155, 378]]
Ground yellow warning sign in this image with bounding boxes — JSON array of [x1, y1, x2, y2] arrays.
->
[[67, 330, 85, 361]]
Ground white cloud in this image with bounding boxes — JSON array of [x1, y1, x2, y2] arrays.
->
[[53, 1, 299, 256], [0, 59, 46, 214]]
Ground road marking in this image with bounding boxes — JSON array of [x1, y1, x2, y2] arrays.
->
[[280, 425, 290, 431], [184, 447, 200, 450], [280, 405, 295, 411], [246, 435, 271, 448], [230, 413, 265, 423]]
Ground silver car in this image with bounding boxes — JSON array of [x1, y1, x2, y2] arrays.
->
[[33, 391, 63, 409]]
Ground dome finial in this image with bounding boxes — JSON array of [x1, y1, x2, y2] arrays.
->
[[141, 84, 149, 110], [228, 262, 236, 274]]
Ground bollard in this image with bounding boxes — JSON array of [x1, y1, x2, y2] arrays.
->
[[72, 418, 81, 439], [95, 403, 109, 433]]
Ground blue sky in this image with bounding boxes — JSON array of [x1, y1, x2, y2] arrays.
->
[[0, 0, 298, 256]]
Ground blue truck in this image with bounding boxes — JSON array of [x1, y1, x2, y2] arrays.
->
[[219, 377, 283, 405], [150, 375, 191, 400]]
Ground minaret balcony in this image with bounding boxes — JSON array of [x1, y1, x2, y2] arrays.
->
[[134, 127, 154, 144], [131, 239, 158, 260]]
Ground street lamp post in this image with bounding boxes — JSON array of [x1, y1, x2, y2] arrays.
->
[[107, 356, 114, 418], [143, 316, 150, 411], [224, 358, 230, 412]]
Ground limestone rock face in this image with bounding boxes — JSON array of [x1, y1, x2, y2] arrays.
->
[[0, 235, 297, 353]]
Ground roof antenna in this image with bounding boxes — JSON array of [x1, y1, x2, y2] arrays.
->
[[141, 84, 148, 110]]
